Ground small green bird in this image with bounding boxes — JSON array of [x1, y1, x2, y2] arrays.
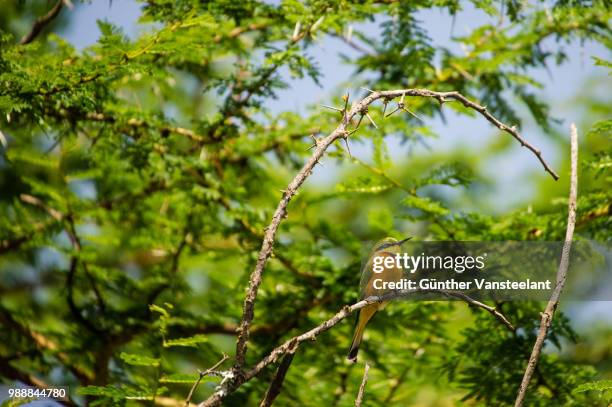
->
[[347, 237, 411, 362]]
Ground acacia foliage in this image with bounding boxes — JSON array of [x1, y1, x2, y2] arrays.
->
[[0, 0, 611, 406]]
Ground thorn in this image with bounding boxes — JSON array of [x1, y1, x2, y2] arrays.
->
[[292, 21, 302, 41], [365, 112, 378, 129], [355, 114, 364, 130], [385, 106, 401, 118], [401, 107, 424, 122], [360, 86, 374, 94], [382, 99, 389, 117], [321, 104, 343, 112], [399, 92, 405, 104], [343, 137, 352, 158], [307, 134, 320, 150], [311, 16, 325, 33], [343, 93, 350, 112]]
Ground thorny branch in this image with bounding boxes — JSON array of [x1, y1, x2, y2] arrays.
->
[[514, 123, 578, 407], [231, 87, 557, 387]]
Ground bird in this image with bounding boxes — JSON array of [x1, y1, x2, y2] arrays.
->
[[347, 236, 411, 362]]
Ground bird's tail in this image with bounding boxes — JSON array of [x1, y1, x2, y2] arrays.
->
[[347, 306, 377, 362], [347, 322, 364, 361]]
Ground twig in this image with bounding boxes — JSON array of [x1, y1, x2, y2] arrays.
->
[[355, 363, 370, 407], [514, 123, 578, 407], [441, 291, 516, 332], [185, 354, 229, 407], [329, 32, 373, 55], [82, 112, 207, 143], [19, 193, 63, 221], [259, 352, 295, 407], [221, 88, 556, 406], [65, 212, 106, 334], [20, 0, 65, 45], [213, 22, 269, 43]]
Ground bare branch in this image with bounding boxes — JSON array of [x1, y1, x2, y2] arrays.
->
[[19, 193, 63, 221], [20, 0, 65, 45], [259, 352, 295, 407], [514, 123, 578, 407], [355, 363, 370, 407], [228, 87, 557, 405], [441, 291, 516, 332]]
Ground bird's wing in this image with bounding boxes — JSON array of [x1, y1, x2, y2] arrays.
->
[[359, 250, 400, 299]]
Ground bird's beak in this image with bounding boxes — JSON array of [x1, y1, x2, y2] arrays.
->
[[397, 237, 412, 245]]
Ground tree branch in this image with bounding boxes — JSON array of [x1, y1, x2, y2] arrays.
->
[[19, 0, 66, 45], [232, 87, 556, 378], [514, 123, 578, 407], [354, 363, 370, 407], [259, 352, 295, 407], [198, 287, 517, 406], [441, 291, 516, 332]]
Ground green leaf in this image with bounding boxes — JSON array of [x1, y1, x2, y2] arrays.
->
[[401, 195, 449, 216], [119, 352, 160, 367], [574, 380, 612, 393], [163, 334, 208, 348], [160, 373, 207, 383], [149, 304, 170, 318], [78, 385, 126, 400]]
